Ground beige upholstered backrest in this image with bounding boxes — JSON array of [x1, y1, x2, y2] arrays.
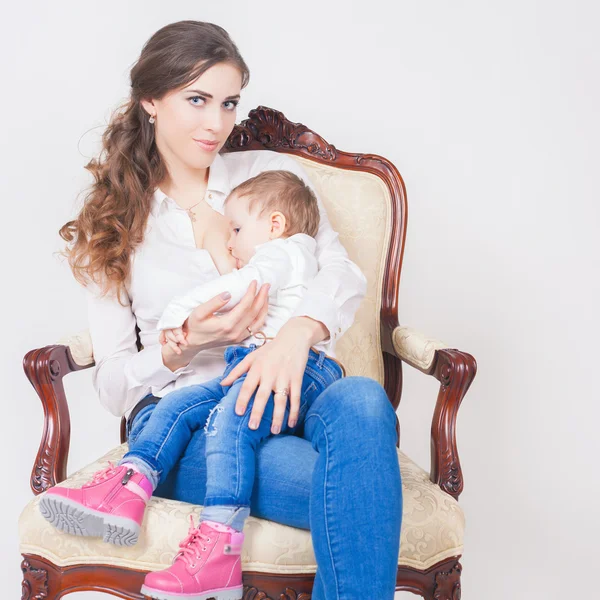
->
[[292, 156, 392, 385]]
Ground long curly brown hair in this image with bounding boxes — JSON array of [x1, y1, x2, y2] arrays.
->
[[59, 21, 249, 302]]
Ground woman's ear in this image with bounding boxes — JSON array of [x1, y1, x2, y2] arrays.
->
[[140, 98, 157, 119], [269, 211, 287, 239]]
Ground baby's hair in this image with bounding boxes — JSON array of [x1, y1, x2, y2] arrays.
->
[[225, 170, 320, 238]]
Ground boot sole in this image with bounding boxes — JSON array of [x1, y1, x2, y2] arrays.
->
[[140, 584, 243, 600], [39, 494, 140, 546]]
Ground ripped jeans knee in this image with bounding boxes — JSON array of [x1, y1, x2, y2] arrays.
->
[[204, 404, 225, 437]]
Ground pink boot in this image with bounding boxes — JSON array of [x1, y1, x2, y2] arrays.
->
[[39, 463, 152, 546], [141, 518, 245, 600]]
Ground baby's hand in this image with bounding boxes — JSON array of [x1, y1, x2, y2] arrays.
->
[[160, 327, 188, 355]]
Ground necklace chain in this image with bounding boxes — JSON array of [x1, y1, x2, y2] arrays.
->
[[183, 168, 210, 223], [186, 200, 203, 223]]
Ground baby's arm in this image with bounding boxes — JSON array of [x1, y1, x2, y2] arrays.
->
[[157, 242, 292, 331], [159, 326, 187, 355]]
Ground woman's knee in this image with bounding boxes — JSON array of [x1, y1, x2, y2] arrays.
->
[[314, 376, 396, 426]]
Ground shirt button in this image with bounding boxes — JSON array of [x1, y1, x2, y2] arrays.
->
[[208, 193, 213, 200]]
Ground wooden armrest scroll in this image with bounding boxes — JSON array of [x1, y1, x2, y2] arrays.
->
[[386, 325, 477, 500], [23, 334, 95, 495]]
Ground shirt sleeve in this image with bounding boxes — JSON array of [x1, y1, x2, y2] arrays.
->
[[157, 242, 293, 330], [266, 154, 367, 351], [86, 281, 193, 417]]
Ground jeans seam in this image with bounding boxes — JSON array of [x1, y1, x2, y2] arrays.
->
[[306, 360, 341, 386], [231, 386, 248, 501], [304, 367, 328, 387], [321, 359, 343, 381], [236, 399, 243, 499], [304, 413, 340, 599]]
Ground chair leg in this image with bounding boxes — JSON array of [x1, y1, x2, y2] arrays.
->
[[396, 558, 462, 599], [426, 561, 462, 600], [21, 556, 61, 600]]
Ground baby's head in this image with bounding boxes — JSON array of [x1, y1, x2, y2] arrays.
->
[[224, 170, 320, 267]]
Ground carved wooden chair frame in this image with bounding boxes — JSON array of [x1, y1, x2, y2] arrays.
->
[[21, 106, 476, 600]]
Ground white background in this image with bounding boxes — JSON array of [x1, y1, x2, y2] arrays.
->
[[2, 1, 599, 598]]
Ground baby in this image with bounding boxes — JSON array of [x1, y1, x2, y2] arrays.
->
[[40, 169, 350, 600], [158, 168, 330, 354]]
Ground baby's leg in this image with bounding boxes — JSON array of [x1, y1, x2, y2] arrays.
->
[[201, 377, 291, 531], [121, 378, 225, 490]]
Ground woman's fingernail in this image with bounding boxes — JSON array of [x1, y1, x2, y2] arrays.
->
[[221, 291, 231, 300], [249, 420, 257, 429]]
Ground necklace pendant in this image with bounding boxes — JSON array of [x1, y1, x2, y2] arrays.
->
[[188, 209, 197, 222]]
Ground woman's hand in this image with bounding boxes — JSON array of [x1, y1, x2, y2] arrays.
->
[[220, 316, 329, 434], [161, 280, 270, 371]]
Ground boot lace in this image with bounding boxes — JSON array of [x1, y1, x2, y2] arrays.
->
[[82, 462, 118, 488], [175, 516, 212, 568]]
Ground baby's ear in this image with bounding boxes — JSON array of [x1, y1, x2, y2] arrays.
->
[[270, 211, 287, 238]]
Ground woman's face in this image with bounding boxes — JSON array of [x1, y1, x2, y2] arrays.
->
[[143, 62, 242, 171]]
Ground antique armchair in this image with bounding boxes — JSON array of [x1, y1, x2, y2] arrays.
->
[[19, 106, 476, 600]]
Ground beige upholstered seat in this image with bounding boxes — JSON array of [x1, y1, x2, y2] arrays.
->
[[20, 444, 464, 573]]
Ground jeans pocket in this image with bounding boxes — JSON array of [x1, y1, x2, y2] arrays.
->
[[301, 381, 318, 412]]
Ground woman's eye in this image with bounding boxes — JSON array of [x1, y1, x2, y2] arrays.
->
[[233, 228, 240, 233], [223, 100, 239, 111], [189, 96, 206, 106]]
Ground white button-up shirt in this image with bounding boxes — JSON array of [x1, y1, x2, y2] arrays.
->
[[157, 233, 335, 355], [87, 150, 367, 417]]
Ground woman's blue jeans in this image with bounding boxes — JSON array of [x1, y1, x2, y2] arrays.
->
[[126, 347, 402, 600]]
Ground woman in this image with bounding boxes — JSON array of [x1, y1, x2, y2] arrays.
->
[[60, 20, 402, 600]]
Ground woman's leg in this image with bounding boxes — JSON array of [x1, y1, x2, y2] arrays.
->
[[151, 376, 401, 599], [301, 376, 402, 600]]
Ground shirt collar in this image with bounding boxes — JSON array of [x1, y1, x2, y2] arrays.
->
[[207, 152, 231, 198], [152, 152, 231, 212]]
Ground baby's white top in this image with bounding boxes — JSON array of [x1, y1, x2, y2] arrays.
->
[[158, 233, 323, 350]]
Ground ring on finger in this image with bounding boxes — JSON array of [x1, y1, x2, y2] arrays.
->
[[274, 388, 289, 396]]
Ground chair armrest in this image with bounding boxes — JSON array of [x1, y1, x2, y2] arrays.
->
[[57, 330, 94, 368], [392, 326, 450, 372], [23, 330, 95, 495], [387, 326, 477, 500]]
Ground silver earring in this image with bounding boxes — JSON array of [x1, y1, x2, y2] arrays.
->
[[149, 114, 156, 124]]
